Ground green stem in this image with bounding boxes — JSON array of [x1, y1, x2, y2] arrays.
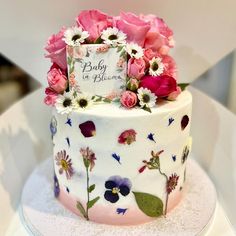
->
[[158, 168, 169, 215], [86, 166, 89, 220]]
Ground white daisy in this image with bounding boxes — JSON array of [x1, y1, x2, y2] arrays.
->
[[101, 27, 127, 46], [72, 93, 93, 110], [149, 57, 164, 76], [63, 26, 89, 46], [126, 43, 143, 59], [55, 91, 74, 114], [137, 88, 157, 108]]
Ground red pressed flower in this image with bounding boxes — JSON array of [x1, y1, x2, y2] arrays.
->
[[167, 173, 179, 194], [79, 121, 96, 138], [118, 129, 137, 145]]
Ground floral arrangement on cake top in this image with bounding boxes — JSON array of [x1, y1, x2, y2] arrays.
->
[[44, 9, 188, 113]]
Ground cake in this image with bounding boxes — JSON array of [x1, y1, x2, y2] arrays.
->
[[44, 9, 192, 225]]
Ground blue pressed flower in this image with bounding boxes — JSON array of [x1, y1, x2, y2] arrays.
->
[[79, 120, 96, 138], [147, 133, 156, 143], [168, 117, 174, 126], [65, 118, 72, 127], [54, 174, 60, 198], [65, 137, 70, 147], [112, 153, 121, 164], [172, 155, 176, 162], [116, 208, 128, 215], [104, 176, 131, 203], [50, 116, 57, 137]]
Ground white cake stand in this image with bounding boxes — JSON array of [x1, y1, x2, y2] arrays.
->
[[20, 157, 217, 236]]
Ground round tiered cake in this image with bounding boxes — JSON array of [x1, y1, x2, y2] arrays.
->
[[45, 10, 192, 225]]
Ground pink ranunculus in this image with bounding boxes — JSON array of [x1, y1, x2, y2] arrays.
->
[[115, 12, 150, 46], [167, 86, 182, 101], [45, 27, 67, 70], [44, 87, 58, 106], [128, 58, 146, 79], [120, 91, 137, 109], [160, 54, 178, 79], [139, 75, 177, 97], [47, 67, 68, 94], [141, 14, 174, 54], [76, 10, 113, 42]]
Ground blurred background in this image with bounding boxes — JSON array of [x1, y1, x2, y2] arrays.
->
[[0, 51, 235, 114]]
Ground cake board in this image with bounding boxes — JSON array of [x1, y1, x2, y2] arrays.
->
[[20, 156, 217, 236]]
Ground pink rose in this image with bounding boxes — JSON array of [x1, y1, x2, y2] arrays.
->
[[128, 58, 146, 79], [76, 10, 113, 42], [143, 48, 158, 62], [167, 86, 181, 100], [120, 91, 137, 109], [141, 14, 174, 54], [140, 75, 177, 97], [44, 87, 58, 106], [115, 12, 150, 46], [45, 27, 67, 70], [47, 67, 67, 94]]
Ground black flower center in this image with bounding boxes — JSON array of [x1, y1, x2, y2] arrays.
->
[[152, 62, 159, 71], [131, 49, 137, 54], [142, 94, 150, 103], [78, 98, 88, 108], [108, 34, 118, 40], [63, 98, 72, 107], [72, 34, 81, 42]]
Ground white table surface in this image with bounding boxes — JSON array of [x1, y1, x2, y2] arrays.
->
[[0, 86, 236, 235]]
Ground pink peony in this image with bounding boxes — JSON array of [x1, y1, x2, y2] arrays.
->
[[139, 75, 177, 97], [128, 58, 146, 79], [141, 14, 174, 54], [76, 10, 113, 42], [118, 129, 137, 145], [45, 27, 67, 70], [120, 91, 137, 109], [47, 67, 68, 94], [44, 87, 58, 106], [167, 86, 181, 100], [115, 12, 150, 46]]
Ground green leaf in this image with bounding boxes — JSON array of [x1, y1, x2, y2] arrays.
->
[[76, 201, 87, 218], [117, 46, 123, 52], [103, 98, 112, 103], [67, 56, 72, 65], [142, 105, 152, 113], [133, 192, 163, 217], [87, 196, 100, 209], [94, 36, 103, 44], [178, 83, 189, 91], [88, 184, 95, 193]]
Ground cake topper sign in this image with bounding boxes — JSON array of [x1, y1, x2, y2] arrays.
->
[[67, 44, 127, 96]]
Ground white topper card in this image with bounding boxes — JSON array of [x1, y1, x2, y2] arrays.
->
[[67, 44, 127, 97]]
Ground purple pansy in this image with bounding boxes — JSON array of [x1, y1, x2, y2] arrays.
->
[[54, 174, 60, 198], [181, 115, 189, 130], [79, 120, 96, 138], [104, 176, 132, 203]]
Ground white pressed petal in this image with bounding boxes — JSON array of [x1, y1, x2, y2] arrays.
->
[[149, 57, 164, 76]]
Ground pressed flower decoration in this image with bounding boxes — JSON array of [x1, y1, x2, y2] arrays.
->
[[55, 150, 73, 179], [50, 116, 57, 137], [104, 176, 132, 203], [76, 147, 100, 220], [54, 173, 60, 198], [182, 145, 190, 164], [118, 129, 137, 145], [79, 120, 96, 138], [44, 10, 189, 113], [181, 115, 189, 130]]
